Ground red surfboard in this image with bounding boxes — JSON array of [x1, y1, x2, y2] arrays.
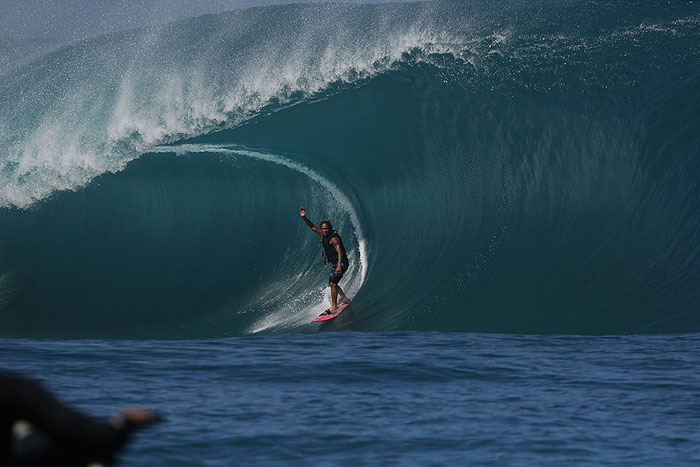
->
[[313, 303, 349, 322]]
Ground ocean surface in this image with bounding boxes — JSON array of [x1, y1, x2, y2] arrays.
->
[[3, 332, 700, 466], [1, 0, 700, 464]]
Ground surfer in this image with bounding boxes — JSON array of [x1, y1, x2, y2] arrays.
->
[[300, 207, 350, 315], [0, 371, 161, 467]]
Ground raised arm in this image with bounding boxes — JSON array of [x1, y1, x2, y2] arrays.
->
[[300, 207, 322, 236]]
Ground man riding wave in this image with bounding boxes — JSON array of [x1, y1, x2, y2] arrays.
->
[[300, 208, 350, 315]]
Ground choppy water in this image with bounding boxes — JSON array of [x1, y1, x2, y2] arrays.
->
[[3, 332, 700, 465]]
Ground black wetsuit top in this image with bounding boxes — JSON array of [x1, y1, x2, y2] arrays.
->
[[322, 231, 348, 265], [0, 371, 132, 467]]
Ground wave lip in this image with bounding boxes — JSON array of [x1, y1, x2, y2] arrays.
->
[[0, 2, 462, 209], [2, 1, 700, 337]]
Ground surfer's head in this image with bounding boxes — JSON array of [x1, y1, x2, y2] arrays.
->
[[320, 220, 333, 235]]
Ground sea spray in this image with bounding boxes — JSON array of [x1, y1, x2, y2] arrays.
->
[[1, 1, 699, 337]]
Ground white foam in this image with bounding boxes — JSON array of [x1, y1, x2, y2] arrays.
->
[[1, 15, 464, 209]]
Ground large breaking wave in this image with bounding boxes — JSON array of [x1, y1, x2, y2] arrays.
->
[[1, 1, 699, 337]]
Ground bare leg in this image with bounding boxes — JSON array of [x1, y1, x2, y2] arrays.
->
[[330, 282, 339, 312], [336, 285, 350, 304]]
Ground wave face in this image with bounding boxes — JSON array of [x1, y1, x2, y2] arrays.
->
[[1, 1, 699, 337]]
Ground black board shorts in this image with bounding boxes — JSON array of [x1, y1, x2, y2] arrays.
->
[[329, 262, 349, 284]]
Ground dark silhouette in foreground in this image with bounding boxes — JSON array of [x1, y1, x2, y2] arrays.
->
[[1, 371, 161, 467]]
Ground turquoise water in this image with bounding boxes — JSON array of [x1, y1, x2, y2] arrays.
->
[[2, 0, 699, 336], [1, 1, 700, 463], [3, 332, 700, 465]]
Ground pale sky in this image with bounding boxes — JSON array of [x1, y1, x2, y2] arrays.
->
[[1, 0, 418, 41]]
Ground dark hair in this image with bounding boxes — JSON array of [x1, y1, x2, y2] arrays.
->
[[320, 220, 333, 230]]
